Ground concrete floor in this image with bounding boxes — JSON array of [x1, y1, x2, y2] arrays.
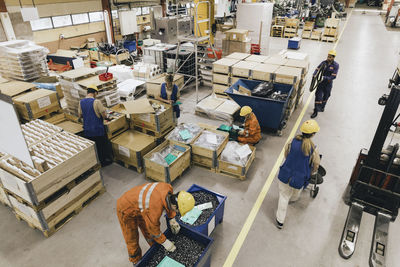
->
[[1, 12, 400, 267]]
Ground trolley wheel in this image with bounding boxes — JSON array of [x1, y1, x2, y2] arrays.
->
[[311, 186, 319, 198], [277, 130, 283, 137]]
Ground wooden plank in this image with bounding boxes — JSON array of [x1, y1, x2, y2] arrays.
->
[[0, 81, 37, 98]]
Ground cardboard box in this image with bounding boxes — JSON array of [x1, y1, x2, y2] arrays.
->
[[111, 130, 156, 172], [225, 29, 249, 42], [0, 81, 37, 98], [104, 111, 129, 140], [222, 39, 251, 55], [13, 89, 61, 121]]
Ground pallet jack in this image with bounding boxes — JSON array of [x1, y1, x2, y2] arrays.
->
[[339, 66, 400, 266]]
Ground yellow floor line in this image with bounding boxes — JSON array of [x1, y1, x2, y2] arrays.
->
[[222, 10, 353, 267]]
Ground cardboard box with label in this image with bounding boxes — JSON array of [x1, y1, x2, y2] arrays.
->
[[111, 130, 157, 172], [13, 89, 61, 121], [225, 29, 249, 42]]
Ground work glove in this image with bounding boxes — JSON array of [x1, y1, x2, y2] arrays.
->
[[162, 239, 176, 252], [169, 218, 180, 235]]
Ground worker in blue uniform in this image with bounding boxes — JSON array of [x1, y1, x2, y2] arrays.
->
[[156, 73, 180, 120], [311, 50, 339, 118], [276, 120, 321, 229], [78, 85, 112, 167]]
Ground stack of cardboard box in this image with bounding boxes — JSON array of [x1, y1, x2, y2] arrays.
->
[[222, 29, 251, 55]]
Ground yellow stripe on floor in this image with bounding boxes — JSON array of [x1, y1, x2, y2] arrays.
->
[[223, 9, 353, 267]]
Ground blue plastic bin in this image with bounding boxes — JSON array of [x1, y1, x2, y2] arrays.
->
[[123, 40, 136, 52], [174, 184, 227, 237], [137, 224, 213, 267], [225, 79, 294, 131], [288, 37, 301, 50]]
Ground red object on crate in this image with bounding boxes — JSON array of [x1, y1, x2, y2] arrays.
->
[[251, 44, 261, 55], [48, 59, 72, 72], [207, 48, 222, 59], [90, 61, 97, 68], [99, 72, 113, 81]]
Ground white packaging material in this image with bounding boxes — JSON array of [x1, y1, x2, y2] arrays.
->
[[221, 141, 252, 166], [166, 123, 203, 144], [193, 131, 225, 151], [236, 3, 273, 56], [109, 65, 135, 83], [117, 79, 145, 98]]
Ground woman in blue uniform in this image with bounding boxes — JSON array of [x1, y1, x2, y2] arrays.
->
[[276, 119, 321, 229], [156, 73, 180, 120]]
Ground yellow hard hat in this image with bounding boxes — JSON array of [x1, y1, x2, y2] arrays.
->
[[87, 84, 99, 91], [177, 191, 195, 216], [240, 106, 252, 116], [328, 50, 337, 57], [300, 119, 320, 134]]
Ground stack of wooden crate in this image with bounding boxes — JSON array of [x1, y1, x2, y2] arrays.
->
[[0, 119, 104, 237], [212, 57, 240, 96], [322, 18, 340, 42], [311, 30, 322, 41], [285, 59, 310, 109], [284, 18, 299, 38], [271, 25, 284, 37], [301, 21, 315, 39]]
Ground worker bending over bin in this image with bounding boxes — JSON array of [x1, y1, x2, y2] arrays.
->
[[117, 182, 195, 265], [237, 106, 261, 145], [276, 120, 321, 229], [156, 73, 180, 120], [78, 85, 112, 166]]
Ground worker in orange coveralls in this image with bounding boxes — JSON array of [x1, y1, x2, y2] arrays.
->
[[237, 106, 261, 145], [116, 182, 195, 265]]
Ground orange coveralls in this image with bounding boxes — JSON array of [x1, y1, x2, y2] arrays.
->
[[116, 182, 176, 264], [238, 112, 261, 145]]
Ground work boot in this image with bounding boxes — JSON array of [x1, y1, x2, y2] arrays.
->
[[321, 107, 325, 112], [276, 219, 283, 229], [311, 110, 318, 118]]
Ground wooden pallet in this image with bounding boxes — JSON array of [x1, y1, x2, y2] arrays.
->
[[216, 151, 255, 180], [59, 68, 98, 82], [321, 36, 337, 42], [13, 182, 105, 237], [192, 161, 217, 173], [132, 123, 175, 139], [115, 160, 144, 173]]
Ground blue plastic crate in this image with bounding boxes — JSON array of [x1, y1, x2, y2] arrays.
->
[[123, 40, 136, 52], [225, 79, 294, 131], [288, 37, 301, 50], [137, 224, 213, 267], [173, 184, 227, 236]]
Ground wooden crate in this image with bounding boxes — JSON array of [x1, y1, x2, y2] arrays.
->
[[213, 73, 230, 85], [13, 89, 61, 121], [104, 113, 129, 140], [212, 58, 240, 74], [0, 144, 98, 206], [311, 31, 322, 41], [11, 172, 104, 237], [213, 83, 229, 95], [225, 29, 249, 42], [0, 81, 37, 98], [217, 146, 256, 180], [303, 21, 315, 31], [111, 130, 157, 173], [323, 27, 338, 37], [232, 61, 257, 78], [59, 67, 97, 82], [271, 25, 284, 37], [264, 56, 288, 66], [0, 184, 11, 206], [166, 124, 204, 148], [109, 52, 130, 64], [191, 129, 229, 170], [143, 140, 191, 183], [245, 55, 269, 63], [285, 59, 310, 76], [130, 99, 174, 134], [301, 30, 312, 39], [146, 74, 184, 98], [252, 63, 279, 81], [225, 52, 251, 61], [325, 18, 340, 28], [274, 66, 303, 85], [321, 36, 337, 43], [44, 112, 83, 135]]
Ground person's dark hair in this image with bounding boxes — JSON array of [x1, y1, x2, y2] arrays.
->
[[87, 88, 97, 94], [302, 133, 314, 139], [169, 192, 179, 206]]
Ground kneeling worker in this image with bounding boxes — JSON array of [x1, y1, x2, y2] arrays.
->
[[238, 106, 261, 145], [78, 85, 111, 166], [117, 182, 195, 265]]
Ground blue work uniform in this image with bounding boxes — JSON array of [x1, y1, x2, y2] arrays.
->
[[278, 139, 313, 189], [80, 98, 105, 137], [313, 60, 339, 112], [161, 83, 180, 118]]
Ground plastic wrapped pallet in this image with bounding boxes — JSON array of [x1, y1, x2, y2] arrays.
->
[[0, 40, 49, 81], [195, 94, 240, 124]]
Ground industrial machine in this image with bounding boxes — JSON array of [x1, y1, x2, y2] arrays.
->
[[152, 17, 178, 44], [339, 64, 400, 266]]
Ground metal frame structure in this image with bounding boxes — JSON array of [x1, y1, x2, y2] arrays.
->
[[173, 0, 217, 103], [339, 66, 400, 266]]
